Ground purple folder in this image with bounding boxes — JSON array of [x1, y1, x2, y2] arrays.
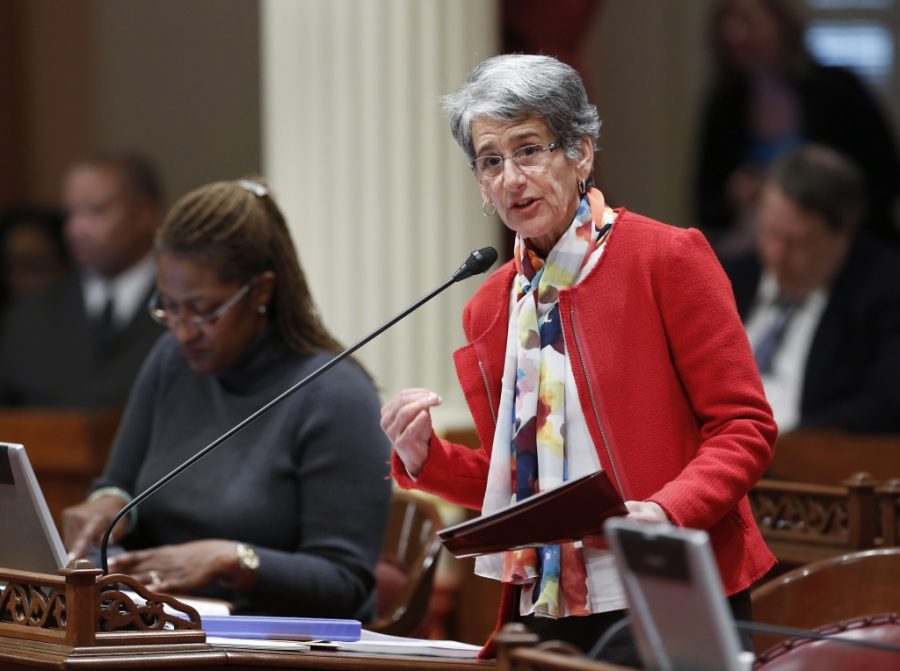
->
[[201, 615, 361, 641]]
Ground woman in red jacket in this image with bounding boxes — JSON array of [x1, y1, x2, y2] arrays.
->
[[381, 54, 776, 666]]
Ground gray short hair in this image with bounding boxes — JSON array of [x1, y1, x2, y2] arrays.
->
[[444, 54, 601, 167]]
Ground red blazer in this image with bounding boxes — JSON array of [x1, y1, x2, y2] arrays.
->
[[393, 194, 777, 647]]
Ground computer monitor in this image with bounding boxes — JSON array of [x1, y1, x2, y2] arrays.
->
[[0, 443, 68, 574], [604, 517, 755, 671]]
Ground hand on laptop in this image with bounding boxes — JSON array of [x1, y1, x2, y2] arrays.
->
[[62, 493, 131, 562]]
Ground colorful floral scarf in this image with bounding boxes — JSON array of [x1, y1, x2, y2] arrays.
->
[[481, 193, 612, 618]]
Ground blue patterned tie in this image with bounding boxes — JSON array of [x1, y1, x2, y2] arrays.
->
[[753, 296, 798, 375]]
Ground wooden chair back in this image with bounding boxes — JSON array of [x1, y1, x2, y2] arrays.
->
[[751, 547, 900, 653], [367, 489, 444, 636], [755, 613, 900, 670], [769, 430, 900, 484]]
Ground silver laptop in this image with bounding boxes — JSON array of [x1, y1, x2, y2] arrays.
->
[[604, 517, 755, 671], [0, 443, 68, 574]]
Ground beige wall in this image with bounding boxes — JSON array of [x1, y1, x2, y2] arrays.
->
[[261, 0, 500, 430], [93, 0, 261, 206]]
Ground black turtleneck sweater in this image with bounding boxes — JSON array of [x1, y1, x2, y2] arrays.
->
[[93, 330, 391, 620]]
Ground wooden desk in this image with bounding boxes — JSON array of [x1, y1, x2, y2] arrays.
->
[[493, 624, 638, 671], [0, 563, 491, 670], [0, 639, 492, 670]]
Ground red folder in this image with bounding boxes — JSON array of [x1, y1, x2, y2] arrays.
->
[[437, 469, 627, 558]]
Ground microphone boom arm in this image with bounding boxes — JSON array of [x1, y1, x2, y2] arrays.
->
[[97, 248, 496, 574]]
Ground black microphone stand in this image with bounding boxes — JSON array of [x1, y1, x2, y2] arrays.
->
[[98, 248, 497, 574]]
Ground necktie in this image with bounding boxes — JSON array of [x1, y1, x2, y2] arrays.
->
[[92, 296, 117, 358], [753, 296, 798, 375]]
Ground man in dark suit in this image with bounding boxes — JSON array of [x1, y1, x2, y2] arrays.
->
[[722, 144, 900, 433], [0, 151, 166, 408]]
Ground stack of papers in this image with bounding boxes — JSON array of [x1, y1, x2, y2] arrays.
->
[[200, 614, 481, 659], [337, 629, 481, 658]]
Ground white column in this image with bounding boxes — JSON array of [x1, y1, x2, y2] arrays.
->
[[261, 0, 498, 430]]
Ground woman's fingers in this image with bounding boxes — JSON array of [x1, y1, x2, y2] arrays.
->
[[65, 516, 103, 561], [380, 388, 441, 442], [62, 496, 133, 561], [623, 500, 670, 525], [395, 410, 431, 473], [381, 388, 441, 477]]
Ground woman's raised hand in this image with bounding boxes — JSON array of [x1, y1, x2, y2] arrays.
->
[[380, 387, 442, 478]]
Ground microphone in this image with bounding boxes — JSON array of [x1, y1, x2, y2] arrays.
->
[[97, 246, 498, 574], [452, 246, 498, 281]]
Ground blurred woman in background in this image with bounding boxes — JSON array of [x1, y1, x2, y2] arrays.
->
[[695, 0, 900, 252]]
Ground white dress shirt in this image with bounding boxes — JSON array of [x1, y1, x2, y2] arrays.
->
[[81, 255, 156, 329], [744, 271, 829, 432]]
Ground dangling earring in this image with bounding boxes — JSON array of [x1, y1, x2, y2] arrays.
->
[[482, 201, 497, 216], [258, 304, 267, 315], [578, 179, 587, 196]]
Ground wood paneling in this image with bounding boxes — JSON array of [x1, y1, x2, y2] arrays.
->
[[0, 408, 121, 526]]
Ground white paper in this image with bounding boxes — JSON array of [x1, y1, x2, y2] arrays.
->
[[335, 629, 481, 658]]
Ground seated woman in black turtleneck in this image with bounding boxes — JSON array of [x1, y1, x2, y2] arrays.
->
[[62, 178, 391, 620]]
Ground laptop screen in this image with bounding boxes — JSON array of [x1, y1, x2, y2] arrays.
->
[[604, 518, 754, 671], [0, 443, 68, 574]]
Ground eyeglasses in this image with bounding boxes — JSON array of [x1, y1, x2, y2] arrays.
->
[[470, 142, 559, 181], [148, 281, 252, 330]]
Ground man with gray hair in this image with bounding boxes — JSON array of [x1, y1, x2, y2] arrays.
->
[[723, 144, 900, 432]]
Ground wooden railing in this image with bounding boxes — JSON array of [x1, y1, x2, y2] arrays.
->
[[878, 478, 900, 546], [750, 472, 878, 568], [0, 561, 203, 648], [746, 430, 900, 571]]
